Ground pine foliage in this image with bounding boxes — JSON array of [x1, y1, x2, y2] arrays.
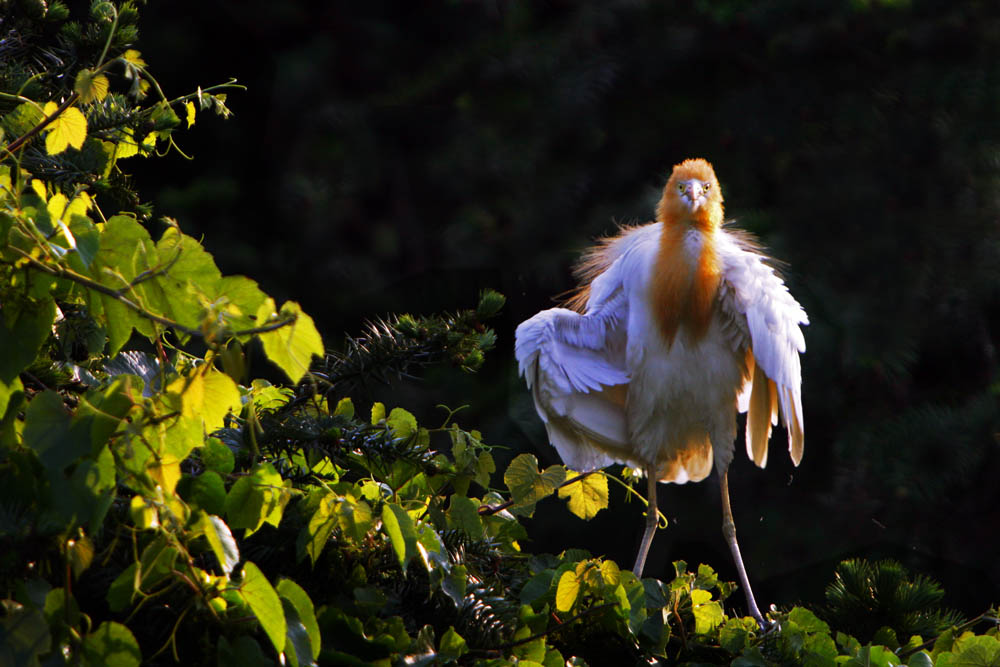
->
[[822, 558, 966, 644]]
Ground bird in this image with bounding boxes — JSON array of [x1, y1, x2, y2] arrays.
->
[[514, 158, 807, 627]]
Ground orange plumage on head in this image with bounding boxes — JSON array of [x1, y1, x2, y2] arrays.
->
[[656, 158, 724, 231], [651, 158, 724, 345]]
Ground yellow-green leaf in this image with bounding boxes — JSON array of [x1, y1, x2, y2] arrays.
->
[[256, 300, 324, 384], [43, 102, 87, 155], [167, 369, 242, 434], [387, 407, 417, 439], [200, 513, 240, 575], [504, 453, 566, 508], [122, 49, 146, 67], [557, 471, 608, 520], [185, 100, 196, 128], [600, 559, 621, 587], [74, 69, 109, 103], [690, 589, 724, 635], [333, 397, 354, 419], [555, 570, 580, 612], [129, 495, 159, 529], [239, 562, 286, 655], [381, 503, 419, 569]]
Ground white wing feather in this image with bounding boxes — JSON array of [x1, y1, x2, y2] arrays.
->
[[515, 251, 636, 472], [718, 230, 808, 465]]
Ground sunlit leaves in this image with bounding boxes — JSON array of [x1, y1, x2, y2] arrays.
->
[[555, 569, 581, 612], [302, 491, 373, 565], [167, 368, 241, 434], [225, 463, 292, 535], [74, 69, 109, 103], [199, 513, 240, 575], [382, 502, 420, 570], [691, 589, 724, 635], [257, 299, 324, 384], [238, 562, 286, 655], [80, 622, 141, 666], [504, 453, 566, 517], [41, 102, 87, 155], [557, 470, 608, 520], [277, 579, 321, 662]]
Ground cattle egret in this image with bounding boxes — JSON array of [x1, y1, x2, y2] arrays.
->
[[515, 158, 807, 627]]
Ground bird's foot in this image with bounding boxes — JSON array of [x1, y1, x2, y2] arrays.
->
[[753, 606, 780, 635]]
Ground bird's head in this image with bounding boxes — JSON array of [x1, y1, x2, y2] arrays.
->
[[656, 158, 724, 230]]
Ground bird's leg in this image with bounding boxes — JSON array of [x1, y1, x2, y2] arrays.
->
[[719, 469, 767, 630], [633, 469, 658, 576]]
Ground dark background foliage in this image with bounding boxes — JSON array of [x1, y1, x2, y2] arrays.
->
[[132, 0, 999, 615]]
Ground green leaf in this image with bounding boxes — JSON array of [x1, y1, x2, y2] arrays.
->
[[0, 298, 55, 416], [303, 495, 337, 565], [22, 390, 84, 473], [439, 626, 468, 660], [907, 652, 934, 667], [789, 606, 831, 634], [256, 299, 324, 384], [106, 563, 137, 612], [238, 562, 286, 655], [386, 407, 418, 439], [690, 588, 724, 635], [202, 437, 235, 474], [946, 634, 1000, 666], [557, 471, 608, 520], [504, 453, 566, 515], [520, 570, 555, 606], [279, 600, 312, 667], [80, 621, 141, 667], [842, 645, 901, 667], [43, 102, 87, 154], [277, 579, 321, 661], [555, 569, 580, 612], [0, 604, 51, 667], [189, 470, 227, 515], [151, 227, 223, 329], [224, 463, 290, 535], [381, 503, 419, 569], [168, 369, 242, 434], [200, 513, 240, 575], [93, 216, 158, 354], [218, 276, 268, 335], [337, 495, 373, 543], [333, 397, 354, 419], [74, 68, 109, 103], [447, 495, 483, 537]]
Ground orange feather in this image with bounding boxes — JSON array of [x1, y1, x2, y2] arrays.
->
[[650, 158, 724, 345]]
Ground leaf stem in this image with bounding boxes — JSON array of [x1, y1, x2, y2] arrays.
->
[[478, 470, 599, 516]]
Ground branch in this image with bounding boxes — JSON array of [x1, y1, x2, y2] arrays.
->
[[9, 248, 297, 340], [478, 470, 599, 516], [4, 92, 80, 155]]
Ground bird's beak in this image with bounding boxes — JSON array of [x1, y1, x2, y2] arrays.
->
[[686, 183, 704, 211]]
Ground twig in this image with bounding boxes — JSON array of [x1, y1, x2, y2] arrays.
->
[[4, 92, 81, 155], [9, 248, 296, 340], [478, 470, 599, 516]]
